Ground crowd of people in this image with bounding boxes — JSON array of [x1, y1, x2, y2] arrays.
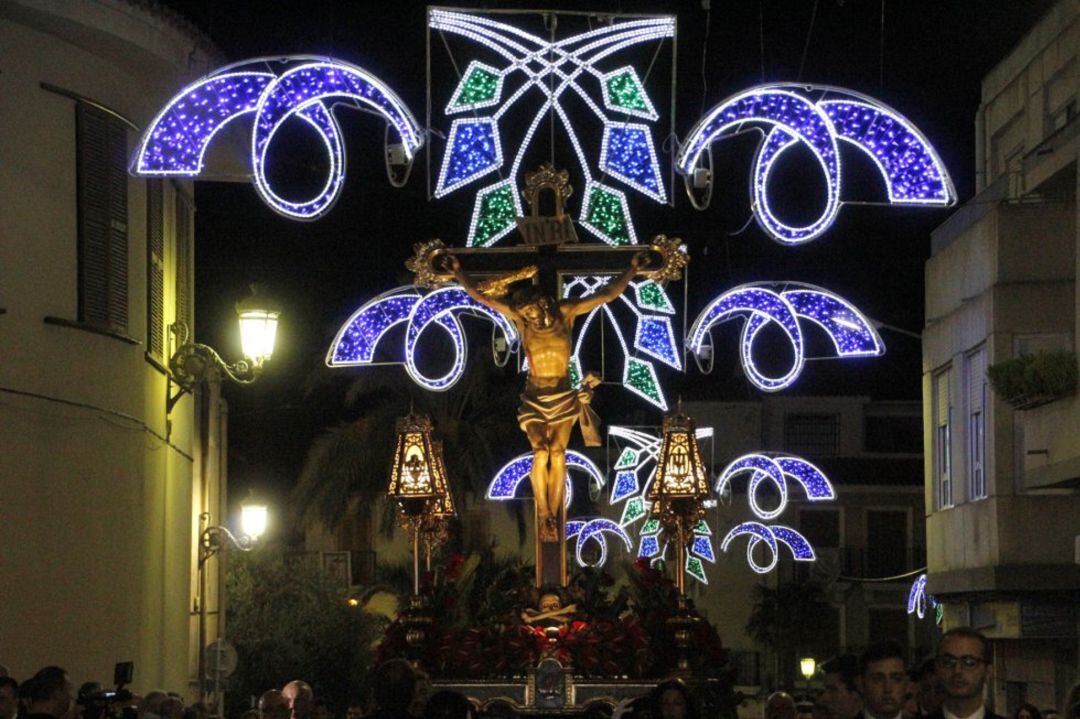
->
[[766, 629, 1079, 719], [2, 628, 1078, 719]]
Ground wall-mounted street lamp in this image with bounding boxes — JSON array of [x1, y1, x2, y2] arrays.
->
[[800, 656, 817, 682], [167, 284, 282, 415], [197, 496, 269, 710]]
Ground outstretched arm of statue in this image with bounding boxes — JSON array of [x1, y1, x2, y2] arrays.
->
[[442, 255, 515, 318], [562, 251, 648, 319]]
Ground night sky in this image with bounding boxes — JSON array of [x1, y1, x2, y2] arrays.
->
[[159, 0, 1055, 512]]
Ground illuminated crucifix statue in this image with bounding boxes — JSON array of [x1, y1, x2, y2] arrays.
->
[[408, 164, 686, 587]]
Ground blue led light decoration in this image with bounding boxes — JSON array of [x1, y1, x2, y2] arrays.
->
[[687, 282, 885, 392], [562, 275, 681, 412], [907, 574, 937, 619], [676, 84, 956, 245], [132, 57, 423, 221], [428, 10, 675, 247], [325, 285, 519, 392]]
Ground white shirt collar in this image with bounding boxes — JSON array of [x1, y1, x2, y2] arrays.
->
[[945, 706, 987, 719]]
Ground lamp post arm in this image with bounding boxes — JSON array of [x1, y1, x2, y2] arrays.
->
[[167, 343, 263, 415], [198, 523, 254, 568]]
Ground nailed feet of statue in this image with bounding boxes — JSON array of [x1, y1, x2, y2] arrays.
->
[[539, 515, 560, 543]]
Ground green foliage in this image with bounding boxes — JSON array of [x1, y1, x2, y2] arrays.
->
[[746, 579, 833, 687], [987, 350, 1077, 405], [224, 548, 386, 717]]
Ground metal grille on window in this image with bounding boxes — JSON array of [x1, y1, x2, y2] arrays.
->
[[146, 180, 165, 359], [76, 102, 128, 332], [783, 413, 841, 457], [174, 188, 193, 333]]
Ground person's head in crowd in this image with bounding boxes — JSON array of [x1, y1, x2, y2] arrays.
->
[[27, 667, 74, 719], [371, 660, 417, 717], [766, 692, 797, 719], [0, 677, 19, 719], [913, 658, 943, 716], [1042, 711, 1059, 719], [258, 691, 290, 719], [796, 697, 815, 719], [241, 710, 259, 719], [934, 628, 991, 717], [1063, 681, 1080, 719], [902, 670, 920, 719], [140, 692, 168, 719], [859, 641, 908, 719], [345, 705, 363, 719], [159, 696, 182, 719], [422, 691, 475, 719], [1015, 704, 1042, 719], [182, 703, 209, 719], [652, 680, 695, 719], [310, 700, 330, 719], [820, 654, 863, 719], [282, 683, 313, 719]]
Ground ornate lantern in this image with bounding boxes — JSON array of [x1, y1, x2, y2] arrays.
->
[[420, 440, 456, 568], [648, 410, 709, 593], [388, 412, 441, 596]]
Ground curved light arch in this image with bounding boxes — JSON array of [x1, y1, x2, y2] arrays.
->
[[131, 57, 423, 221], [676, 83, 955, 245], [486, 450, 604, 505], [687, 282, 884, 392], [721, 522, 816, 574], [404, 287, 518, 392], [676, 88, 841, 244], [716, 453, 835, 521], [569, 518, 633, 567]]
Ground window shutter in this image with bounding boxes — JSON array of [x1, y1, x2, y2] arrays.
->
[[147, 180, 165, 358], [175, 188, 193, 334], [77, 102, 128, 332], [968, 349, 986, 413], [935, 370, 951, 427]]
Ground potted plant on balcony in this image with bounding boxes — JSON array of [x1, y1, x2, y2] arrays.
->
[[987, 349, 1078, 410]]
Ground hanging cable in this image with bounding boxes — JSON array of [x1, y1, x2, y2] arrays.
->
[[879, 0, 886, 90], [700, 6, 712, 116], [759, 0, 766, 83], [796, 0, 820, 82]]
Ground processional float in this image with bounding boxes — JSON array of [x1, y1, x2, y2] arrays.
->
[[131, 5, 953, 695]]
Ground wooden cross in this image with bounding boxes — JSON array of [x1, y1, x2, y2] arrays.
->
[[408, 164, 685, 588]]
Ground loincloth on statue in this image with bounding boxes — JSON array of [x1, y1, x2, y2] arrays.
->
[[517, 379, 602, 447]]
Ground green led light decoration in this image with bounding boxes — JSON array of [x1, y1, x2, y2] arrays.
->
[[615, 447, 639, 470], [620, 496, 647, 525], [607, 71, 649, 113], [640, 517, 660, 535], [635, 280, 676, 314], [581, 183, 636, 246], [446, 61, 504, 113], [469, 182, 518, 247], [686, 555, 707, 584], [625, 357, 665, 407], [568, 356, 582, 390]]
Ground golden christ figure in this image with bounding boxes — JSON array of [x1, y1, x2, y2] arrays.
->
[[444, 253, 648, 542]]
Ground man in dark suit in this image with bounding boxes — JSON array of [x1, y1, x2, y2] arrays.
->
[[819, 655, 864, 719], [924, 628, 1004, 719]]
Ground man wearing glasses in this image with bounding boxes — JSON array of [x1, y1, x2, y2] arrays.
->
[[928, 628, 1003, 719]]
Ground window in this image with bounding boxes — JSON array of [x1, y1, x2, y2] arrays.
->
[[174, 186, 194, 333], [1050, 99, 1077, 132], [76, 102, 129, 332], [799, 508, 841, 548], [146, 180, 165, 360], [864, 415, 922, 453], [783, 413, 840, 457], [933, 368, 953, 508], [966, 348, 987, 500]]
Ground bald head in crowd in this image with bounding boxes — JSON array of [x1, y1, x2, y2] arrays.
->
[[282, 682, 313, 719], [259, 691, 290, 719], [766, 693, 797, 719]]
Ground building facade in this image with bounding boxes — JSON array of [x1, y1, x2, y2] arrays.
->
[[0, 0, 224, 698], [922, 0, 1080, 712]]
